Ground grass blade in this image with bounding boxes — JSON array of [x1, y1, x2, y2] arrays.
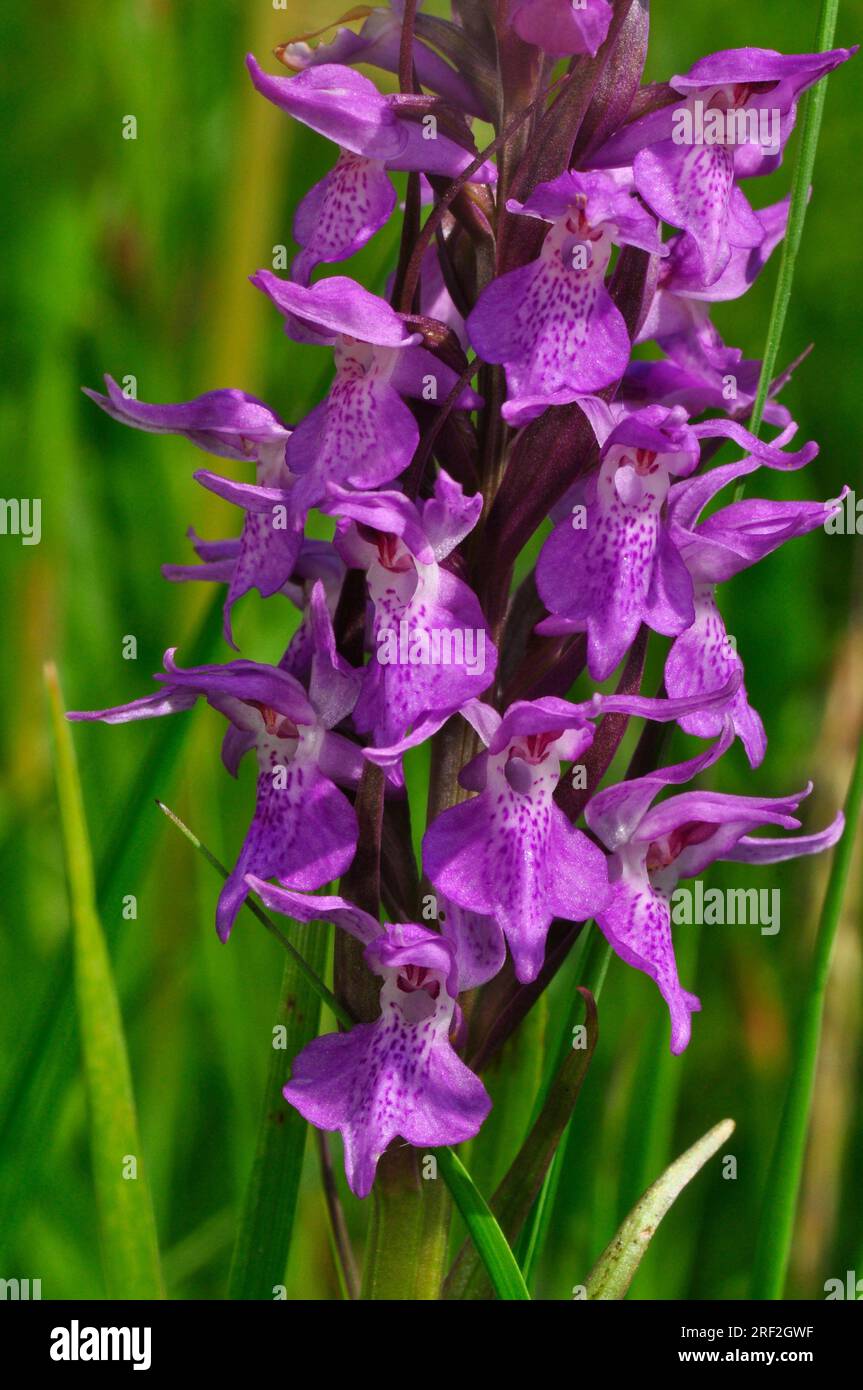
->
[[584, 1119, 735, 1300], [0, 591, 224, 1230], [446, 988, 598, 1300], [45, 662, 164, 1299], [751, 729, 863, 1298], [748, 0, 843, 440], [228, 924, 329, 1299], [436, 1147, 531, 1301]]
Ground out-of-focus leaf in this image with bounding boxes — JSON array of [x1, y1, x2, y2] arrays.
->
[[584, 1118, 735, 1300], [0, 591, 224, 1233], [45, 662, 164, 1299], [752, 727, 862, 1299]]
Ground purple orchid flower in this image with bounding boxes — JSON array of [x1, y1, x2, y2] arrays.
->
[[625, 198, 792, 423], [663, 456, 846, 769], [591, 47, 855, 284], [69, 585, 363, 941], [418, 682, 741, 984], [585, 723, 845, 1053], [324, 469, 497, 748], [242, 883, 492, 1198], [83, 375, 299, 645], [535, 403, 819, 681], [244, 272, 480, 522], [508, 0, 612, 57], [247, 58, 495, 284], [466, 170, 665, 426], [275, 2, 488, 120]]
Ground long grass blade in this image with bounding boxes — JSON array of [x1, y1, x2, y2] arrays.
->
[[0, 591, 224, 1231], [45, 662, 164, 1299], [751, 729, 863, 1298], [436, 1147, 531, 1300], [747, 0, 843, 440]]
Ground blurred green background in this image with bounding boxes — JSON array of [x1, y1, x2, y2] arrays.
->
[[1, 0, 861, 1300]]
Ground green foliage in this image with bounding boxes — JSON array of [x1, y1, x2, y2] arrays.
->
[[1, 0, 860, 1301]]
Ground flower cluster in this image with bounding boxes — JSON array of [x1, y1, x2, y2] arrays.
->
[[73, 4, 853, 1197]]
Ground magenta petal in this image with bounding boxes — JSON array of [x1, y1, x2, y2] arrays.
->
[[664, 587, 766, 769], [283, 1010, 490, 1198], [285, 378, 419, 516], [439, 899, 507, 991], [596, 879, 701, 1054], [510, 0, 613, 58], [246, 57, 407, 160], [252, 269, 419, 347], [243, 880, 382, 944], [216, 755, 357, 942], [633, 141, 744, 286], [83, 376, 290, 461], [424, 775, 611, 984], [292, 154, 397, 285]]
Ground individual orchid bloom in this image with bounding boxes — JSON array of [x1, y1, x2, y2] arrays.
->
[[324, 469, 497, 748], [508, 0, 612, 58], [585, 724, 845, 1053], [536, 404, 819, 681], [275, 2, 489, 120], [419, 682, 742, 984], [83, 375, 300, 645], [466, 170, 665, 426], [247, 58, 495, 284], [68, 585, 363, 941], [590, 47, 855, 284], [663, 456, 845, 769], [625, 198, 792, 424], [241, 883, 492, 1198], [248, 272, 480, 520]]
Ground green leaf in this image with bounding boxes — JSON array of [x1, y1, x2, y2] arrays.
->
[[583, 1119, 735, 1300], [446, 988, 598, 1300], [228, 924, 329, 1299], [751, 728, 863, 1299], [45, 663, 164, 1300], [436, 1147, 531, 1301]]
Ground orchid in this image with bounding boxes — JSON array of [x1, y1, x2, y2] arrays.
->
[[247, 58, 495, 284], [585, 726, 845, 1052], [242, 883, 491, 1198], [591, 46, 855, 284], [467, 169, 666, 425], [67, 1, 856, 1305], [83, 376, 298, 644], [69, 585, 363, 941], [535, 404, 818, 681], [324, 469, 496, 748]]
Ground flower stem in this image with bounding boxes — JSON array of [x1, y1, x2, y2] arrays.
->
[[360, 1145, 451, 1299], [747, 0, 842, 441]]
